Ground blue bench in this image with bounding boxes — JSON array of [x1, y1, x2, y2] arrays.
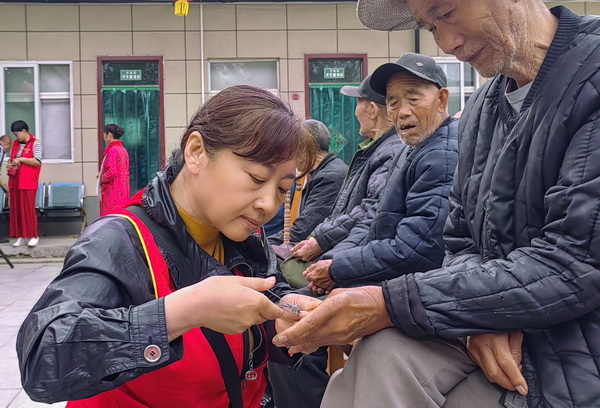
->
[[43, 183, 87, 233]]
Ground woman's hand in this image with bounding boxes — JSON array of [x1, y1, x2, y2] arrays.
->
[[164, 275, 285, 341]]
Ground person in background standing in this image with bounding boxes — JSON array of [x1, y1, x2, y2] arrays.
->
[[99, 124, 130, 216], [0, 134, 13, 244], [7, 121, 42, 248], [269, 120, 348, 249]]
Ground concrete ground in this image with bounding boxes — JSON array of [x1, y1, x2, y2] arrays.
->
[[0, 236, 77, 264], [0, 260, 68, 407]]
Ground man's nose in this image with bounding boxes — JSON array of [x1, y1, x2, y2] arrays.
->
[[435, 26, 466, 57], [395, 101, 412, 119]]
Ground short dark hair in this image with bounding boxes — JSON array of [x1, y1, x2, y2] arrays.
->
[[304, 120, 330, 153], [103, 124, 125, 139], [10, 120, 29, 133], [173, 85, 317, 176]]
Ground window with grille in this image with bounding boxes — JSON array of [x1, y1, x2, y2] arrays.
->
[[1, 62, 73, 162], [434, 57, 480, 117]]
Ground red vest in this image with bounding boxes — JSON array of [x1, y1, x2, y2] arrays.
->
[[67, 198, 267, 408], [9, 136, 41, 190]]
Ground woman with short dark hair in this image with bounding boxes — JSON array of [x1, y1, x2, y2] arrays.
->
[[7, 120, 42, 247]]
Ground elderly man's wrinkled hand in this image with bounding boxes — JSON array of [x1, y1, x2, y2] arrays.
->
[[304, 260, 336, 294], [272, 286, 393, 355], [467, 332, 528, 396], [291, 238, 323, 262], [307, 282, 331, 296]]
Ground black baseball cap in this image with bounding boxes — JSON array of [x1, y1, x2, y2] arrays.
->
[[340, 74, 386, 105], [370, 53, 448, 96]]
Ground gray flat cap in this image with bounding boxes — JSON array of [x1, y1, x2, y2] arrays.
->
[[357, 0, 418, 31]]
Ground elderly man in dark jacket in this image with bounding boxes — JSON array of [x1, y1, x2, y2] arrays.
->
[[269, 120, 348, 249], [304, 54, 459, 296], [274, 1, 600, 407], [291, 75, 405, 263], [269, 78, 404, 408]]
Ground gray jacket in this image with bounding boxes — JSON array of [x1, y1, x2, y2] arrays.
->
[[312, 128, 405, 253]]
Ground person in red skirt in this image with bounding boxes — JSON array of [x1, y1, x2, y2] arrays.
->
[[7, 120, 42, 247]]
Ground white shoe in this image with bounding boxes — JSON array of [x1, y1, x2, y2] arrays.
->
[[12, 238, 24, 247], [27, 237, 39, 247]]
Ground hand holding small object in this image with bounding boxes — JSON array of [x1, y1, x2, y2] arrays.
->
[[265, 289, 300, 315], [164, 276, 284, 341]]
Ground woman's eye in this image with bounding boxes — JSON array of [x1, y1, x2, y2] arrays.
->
[[443, 10, 454, 20], [250, 175, 265, 185], [278, 187, 289, 196]]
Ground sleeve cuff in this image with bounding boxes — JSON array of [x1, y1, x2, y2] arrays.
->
[[131, 297, 182, 368], [328, 261, 337, 283], [382, 277, 406, 329], [314, 235, 331, 253], [382, 275, 435, 338]]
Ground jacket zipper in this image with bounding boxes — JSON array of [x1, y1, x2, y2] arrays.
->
[[482, 197, 495, 262]]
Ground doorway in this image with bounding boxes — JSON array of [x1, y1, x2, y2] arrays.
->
[[97, 57, 165, 194], [304, 55, 366, 164]]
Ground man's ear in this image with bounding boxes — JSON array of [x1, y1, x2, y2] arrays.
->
[[369, 101, 379, 119], [438, 88, 450, 113], [183, 131, 207, 174]]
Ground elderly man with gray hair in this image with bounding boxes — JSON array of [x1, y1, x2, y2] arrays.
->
[[269, 119, 348, 249], [273, 0, 600, 407]]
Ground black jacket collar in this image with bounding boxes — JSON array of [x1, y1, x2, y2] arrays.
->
[[497, 6, 581, 131]]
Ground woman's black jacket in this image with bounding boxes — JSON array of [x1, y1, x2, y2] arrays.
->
[[16, 167, 292, 403]]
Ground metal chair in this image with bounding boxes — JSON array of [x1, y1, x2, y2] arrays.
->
[[43, 183, 87, 233]]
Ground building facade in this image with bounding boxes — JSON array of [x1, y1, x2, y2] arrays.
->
[[0, 0, 594, 222]]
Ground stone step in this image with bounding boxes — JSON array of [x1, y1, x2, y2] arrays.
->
[[0, 236, 78, 260]]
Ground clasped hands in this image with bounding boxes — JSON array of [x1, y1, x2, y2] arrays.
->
[[467, 331, 528, 396], [303, 259, 336, 295], [6, 159, 19, 170]]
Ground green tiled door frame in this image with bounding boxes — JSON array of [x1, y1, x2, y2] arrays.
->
[[304, 54, 367, 165], [97, 57, 165, 195]]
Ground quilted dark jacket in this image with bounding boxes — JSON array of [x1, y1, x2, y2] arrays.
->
[[16, 167, 293, 403], [383, 7, 600, 407], [312, 128, 405, 253], [326, 118, 458, 284], [269, 153, 348, 245]]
